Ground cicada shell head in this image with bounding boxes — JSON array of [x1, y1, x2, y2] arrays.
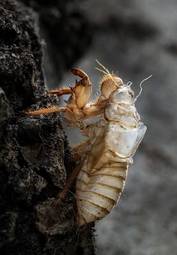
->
[[110, 86, 134, 104], [100, 74, 123, 99]]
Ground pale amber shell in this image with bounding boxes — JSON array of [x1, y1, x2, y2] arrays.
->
[[75, 85, 146, 225], [76, 127, 128, 225]]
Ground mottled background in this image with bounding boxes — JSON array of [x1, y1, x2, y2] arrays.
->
[[43, 0, 177, 254]]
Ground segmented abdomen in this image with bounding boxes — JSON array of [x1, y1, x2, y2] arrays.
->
[[76, 149, 129, 225]]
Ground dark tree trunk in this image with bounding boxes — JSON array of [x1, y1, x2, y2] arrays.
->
[[0, 0, 95, 254]]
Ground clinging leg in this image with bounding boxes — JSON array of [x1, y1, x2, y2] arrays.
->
[[26, 106, 67, 116], [48, 87, 72, 96]]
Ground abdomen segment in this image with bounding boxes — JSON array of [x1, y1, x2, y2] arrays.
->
[[76, 150, 128, 225]]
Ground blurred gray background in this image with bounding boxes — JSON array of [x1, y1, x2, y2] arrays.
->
[[42, 0, 177, 254]]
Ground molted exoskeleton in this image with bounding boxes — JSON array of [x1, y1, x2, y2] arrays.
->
[[26, 63, 148, 226], [76, 85, 146, 225]]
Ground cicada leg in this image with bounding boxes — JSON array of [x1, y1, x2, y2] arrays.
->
[[26, 106, 67, 116], [48, 87, 72, 96], [56, 139, 91, 200]]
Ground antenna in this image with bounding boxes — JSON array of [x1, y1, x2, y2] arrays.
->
[[95, 67, 108, 75], [95, 59, 111, 75], [95, 59, 120, 89], [134, 75, 152, 103]]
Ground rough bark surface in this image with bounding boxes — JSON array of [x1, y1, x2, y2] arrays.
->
[[0, 1, 95, 254]]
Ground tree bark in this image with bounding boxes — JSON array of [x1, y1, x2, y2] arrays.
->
[[0, 0, 95, 254]]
